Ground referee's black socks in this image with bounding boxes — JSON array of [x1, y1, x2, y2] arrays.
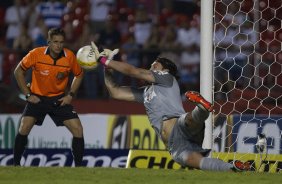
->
[[13, 133, 28, 166], [72, 137, 85, 167]]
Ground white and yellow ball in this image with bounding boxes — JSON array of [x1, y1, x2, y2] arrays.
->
[[76, 45, 98, 70]]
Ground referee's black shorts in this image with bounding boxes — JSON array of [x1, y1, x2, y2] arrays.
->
[[22, 94, 79, 126]]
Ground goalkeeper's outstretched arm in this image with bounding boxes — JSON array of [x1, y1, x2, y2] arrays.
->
[[104, 68, 136, 101], [107, 59, 155, 83], [91, 41, 155, 83]]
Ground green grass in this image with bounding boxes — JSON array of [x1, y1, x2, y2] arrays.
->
[[0, 167, 281, 184]]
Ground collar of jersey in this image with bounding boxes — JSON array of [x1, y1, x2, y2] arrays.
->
[[45, 47, 66, 59]]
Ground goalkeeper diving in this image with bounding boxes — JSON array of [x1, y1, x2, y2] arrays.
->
[[91, 42, 250, 171]]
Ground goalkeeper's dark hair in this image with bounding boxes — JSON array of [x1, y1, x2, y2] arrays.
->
[[156, 57, 179, 79], [48, 27, 66, 40]]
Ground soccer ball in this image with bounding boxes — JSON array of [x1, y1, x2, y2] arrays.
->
[[76, 45, 98, 70]]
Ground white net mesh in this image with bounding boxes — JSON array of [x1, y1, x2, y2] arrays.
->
[[213, 0, 282, 171]]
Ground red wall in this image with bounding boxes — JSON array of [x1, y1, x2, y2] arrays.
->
[[72, 99, 195, 114]]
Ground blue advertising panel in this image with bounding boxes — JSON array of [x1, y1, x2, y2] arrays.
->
[[0, 149, 129, 167], [232, 115, 282, 154]]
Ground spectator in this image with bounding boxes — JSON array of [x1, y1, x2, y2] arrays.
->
[[176, 18, 201, 92], [63, 21, 76, 51], [13, 24, 33, 88], [30, 17, 48, 47], [159, 24, 181, 67], [143, 24, 161, 69], [89, 0, 115, 35], [13, 24, 33, 57], [26, 0, 40, 36], [121, 33, 140, 86], [173, 0, 198, 16], [133, 5, 152, 47], [133, 5, 153, 70], [4, 0, 28, 48], [36, 0, 68, 29], [96, 18, 121, 50]]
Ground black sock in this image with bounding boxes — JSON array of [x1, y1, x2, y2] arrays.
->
[[72, 137, 84, 167], [13, 133, 28, 166]]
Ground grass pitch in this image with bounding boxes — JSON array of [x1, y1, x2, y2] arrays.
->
[[0, 167, 281, 184]]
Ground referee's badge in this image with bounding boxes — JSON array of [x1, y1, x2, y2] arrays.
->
[[56, 72, 65, 80]]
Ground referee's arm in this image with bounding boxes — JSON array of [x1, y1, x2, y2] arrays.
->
[[68, 72, 84, 97], [14, 63, 30, 97]]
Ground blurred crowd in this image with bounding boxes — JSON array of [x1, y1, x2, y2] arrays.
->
[[0, 0, 202, 107], [0, 0, 281, 114]]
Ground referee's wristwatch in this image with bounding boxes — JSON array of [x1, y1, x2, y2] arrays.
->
[[25, 93, 31, 100], [68, 92, 75, 98]]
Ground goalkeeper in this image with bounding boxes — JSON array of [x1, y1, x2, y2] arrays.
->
[[91, 42, 250, 171]]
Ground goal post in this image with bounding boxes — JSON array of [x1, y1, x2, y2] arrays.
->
[[200, 0, 214, 149]]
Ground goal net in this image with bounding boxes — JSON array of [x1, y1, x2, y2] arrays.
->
[[212, 0, 282, 172]]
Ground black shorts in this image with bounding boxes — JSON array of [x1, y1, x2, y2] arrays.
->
[[22, 94, 79, 126]]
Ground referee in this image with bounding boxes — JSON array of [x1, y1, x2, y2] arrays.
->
[[13, 28, 84, 167]]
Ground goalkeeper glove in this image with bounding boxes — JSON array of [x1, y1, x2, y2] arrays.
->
[[91, 41, 119, 66]]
